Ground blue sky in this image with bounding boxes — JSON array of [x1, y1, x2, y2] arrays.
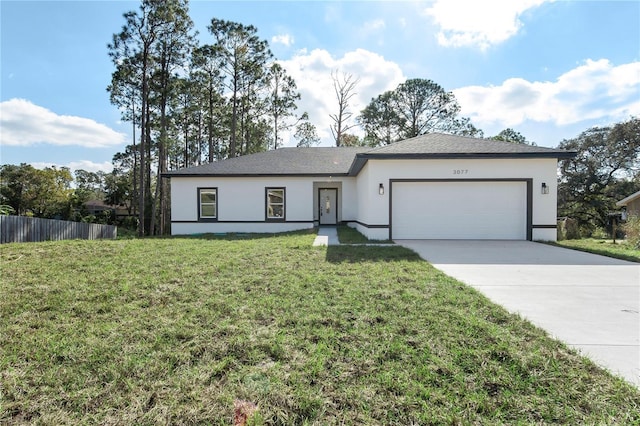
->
[[1, 0, 639, 174]]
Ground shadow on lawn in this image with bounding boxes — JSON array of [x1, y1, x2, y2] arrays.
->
[[325, 244, 423, 264]]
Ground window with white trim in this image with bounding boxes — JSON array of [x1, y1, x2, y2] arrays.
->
[[266, 188, 285, 220], [199, 188, 217, 219]]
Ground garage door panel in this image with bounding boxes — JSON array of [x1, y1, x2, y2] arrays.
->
[[392, 181, 527, 240]]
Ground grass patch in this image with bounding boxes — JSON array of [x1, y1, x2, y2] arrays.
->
[[553, 238, 640, 263], [336, 225, 393, 244], [1, 235, 639, 424]]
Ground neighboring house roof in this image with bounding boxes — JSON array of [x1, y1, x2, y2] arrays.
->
[[616, 190, 640, 207], [163, 133, 577, 177]]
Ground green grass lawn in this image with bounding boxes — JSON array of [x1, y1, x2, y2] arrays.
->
[[336, 225, 393, 244], [1, 233, 639, 424], [554, 238, 640, 263]]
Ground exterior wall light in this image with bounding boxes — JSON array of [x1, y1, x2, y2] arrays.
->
[[541, 182, 549, 194], [379, 183, 384, 195]]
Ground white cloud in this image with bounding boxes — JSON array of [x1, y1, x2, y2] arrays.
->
[[68, 160, 114, 174], [0, 98, 127, 148], [454, 59, 640, 128], [271, 33, 294, 47], [424, 0, 552, 50], [361, 18, 386, 34], [278, 48, 405, 145], [31, 160, 113, 174]]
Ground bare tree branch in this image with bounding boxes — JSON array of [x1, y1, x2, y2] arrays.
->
[[329, 70, 360, 147]]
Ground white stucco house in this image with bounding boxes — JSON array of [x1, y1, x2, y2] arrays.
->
[[164, 133, 576, 241]]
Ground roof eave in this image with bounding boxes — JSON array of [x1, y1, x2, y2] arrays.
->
[[348, 151, 577, 176], [162, 172, 352, 178], [616, 190, 640, 207]]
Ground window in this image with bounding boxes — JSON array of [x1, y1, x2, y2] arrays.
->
[[266, 188, 285, 220], [199, 188, 217, 219]]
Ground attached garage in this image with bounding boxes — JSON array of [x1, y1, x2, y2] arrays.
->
[[391, 180, 531, 240], [166, 133, 575, 241]]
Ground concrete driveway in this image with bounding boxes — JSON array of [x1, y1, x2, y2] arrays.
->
[[395, 240, 640, 387]]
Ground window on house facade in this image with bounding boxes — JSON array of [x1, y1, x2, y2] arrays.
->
[[266, 188, 285, 220], [199, 188, 217, 219]]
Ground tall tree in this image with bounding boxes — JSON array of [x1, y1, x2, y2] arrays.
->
[[191, 45, 226, 162], [266, 62, 300, 149], [0, 164, 72, 218], [491, 128, 533, 145], [109, 146, 139, 216], [294, 115, 320, 147], [109, 0, 194, 235], [148, 0, 194, 235], [340, 133, 364, 147], [74, 170, 106, 202], [558, 117, 640, 232], [393, 78, 461, 138], [108, 0, 163, 236], [451, 116, 484, 138], [329, 70, 359, 147], [359, 91, 403, 146], [208, 19, 273, 157], [359, 78, 481, 146]]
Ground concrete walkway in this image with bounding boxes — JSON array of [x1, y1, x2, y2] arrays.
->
[[313, 227, 340, 246], [396, 240, 640, 387]]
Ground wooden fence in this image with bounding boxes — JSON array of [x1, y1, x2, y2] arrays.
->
[[0, 215, 117, 244]]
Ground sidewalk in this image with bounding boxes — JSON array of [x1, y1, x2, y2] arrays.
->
[[312, 227, 340, 246]]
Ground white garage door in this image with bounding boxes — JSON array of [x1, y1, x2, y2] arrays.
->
[[392, 181, 527, 240]]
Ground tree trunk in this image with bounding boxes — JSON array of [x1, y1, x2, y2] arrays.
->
[[138, 50, 148, 237]]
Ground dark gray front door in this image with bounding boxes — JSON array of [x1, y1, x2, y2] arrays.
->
[[319, 189, 337, 225]]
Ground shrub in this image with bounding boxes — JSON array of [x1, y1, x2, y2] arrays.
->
[[622, 215, 640, 248], [557, 217, 580, 240], [0, 205, 15, 215]]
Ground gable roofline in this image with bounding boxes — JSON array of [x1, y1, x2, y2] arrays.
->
[[616, 190, 640, 207], [347, 133, 577, 175], [162, 172, 349, 178], [163, 133, 577, 178], [347, 151, 576, 175], [162, 147, 368, 177]]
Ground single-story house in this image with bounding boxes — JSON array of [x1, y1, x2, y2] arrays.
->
[[164, 133, 576, 241], [616, 190, 640, 220]]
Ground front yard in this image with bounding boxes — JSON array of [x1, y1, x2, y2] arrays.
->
[[1, 233, 638, 424], [554, 238, 640, 263]]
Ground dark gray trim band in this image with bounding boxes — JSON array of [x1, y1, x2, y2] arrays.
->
[[172, 220, 313, 224], [343, 220, 389, 229], [164, 172, 349, 178], [532, 224, 558, 229], [348, 152, 576, 175]]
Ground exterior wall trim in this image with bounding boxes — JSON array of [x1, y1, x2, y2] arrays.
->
[[197, 187, 218, 222], [343, 220, 389, 229], [172, 220, 313, 224], [265, 187, 286, 222]]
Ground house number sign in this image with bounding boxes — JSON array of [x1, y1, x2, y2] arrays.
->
[[453, 169, 469, 175]]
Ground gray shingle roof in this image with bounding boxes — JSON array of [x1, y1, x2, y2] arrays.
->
[[364, 133, 573, 156], [164, 133, 576, 177], [164, 147, 370, 176]]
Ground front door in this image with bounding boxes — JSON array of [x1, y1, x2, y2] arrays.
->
[[319, 189, 337, 225]]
